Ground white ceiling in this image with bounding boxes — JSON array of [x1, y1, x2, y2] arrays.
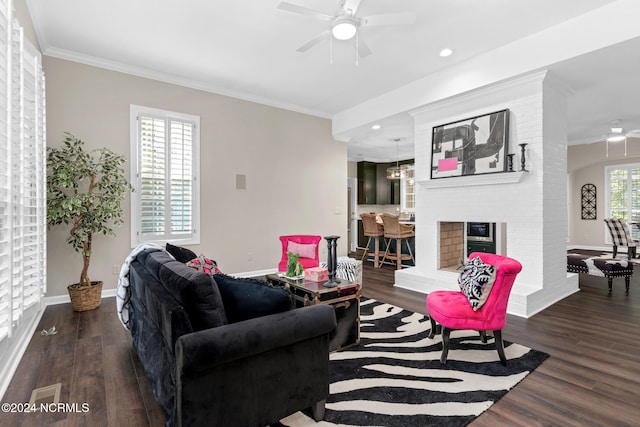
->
[[26, 0, 640, 162]]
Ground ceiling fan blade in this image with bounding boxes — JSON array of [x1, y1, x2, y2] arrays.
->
[[361, 12, 416, 26], [342, 0, 362, 15], [628, 129, 640, 137], [277, 2, 334, 21], [296, 29, 330, 53], [357, 36, 372, 57]]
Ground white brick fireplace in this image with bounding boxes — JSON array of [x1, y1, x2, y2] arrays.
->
[[395, 71, 579, 318]]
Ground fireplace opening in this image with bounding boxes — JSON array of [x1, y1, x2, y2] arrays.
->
[[439, 222, 464, 271], [439, 221, 506, 271]]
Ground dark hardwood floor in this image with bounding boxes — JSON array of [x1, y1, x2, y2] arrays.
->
[[2, 254, 640, 426]]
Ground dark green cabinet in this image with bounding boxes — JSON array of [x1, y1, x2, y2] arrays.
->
[[357, 161, 377, 204], [376, 163, 394, 204], [357, 162, 398, 205], [358, 160, 413, 205], [390, 179, 400, 204]]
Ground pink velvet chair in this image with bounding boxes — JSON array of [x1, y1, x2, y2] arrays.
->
[[278, 235, 322, 272], [426, 252, 522, 365]]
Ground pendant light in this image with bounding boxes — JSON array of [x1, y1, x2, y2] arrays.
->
[[386, 138, 408, 179]]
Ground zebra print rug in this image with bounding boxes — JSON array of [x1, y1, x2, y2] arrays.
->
[[279, 298, 548, 427]]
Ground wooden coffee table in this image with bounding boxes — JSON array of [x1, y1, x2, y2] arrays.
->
[[266, 273, 361, 351]]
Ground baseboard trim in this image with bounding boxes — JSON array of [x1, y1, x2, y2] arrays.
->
[[42, 269, 278, 307], [568, 245, 612, 253], [44, 288, 118, 307]]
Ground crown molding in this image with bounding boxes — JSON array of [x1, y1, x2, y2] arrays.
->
[[42, 47, 333, 120]]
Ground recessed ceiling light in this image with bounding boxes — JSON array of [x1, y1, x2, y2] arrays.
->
[[371, 124, 381, 130], [439, 48, 453, 57]]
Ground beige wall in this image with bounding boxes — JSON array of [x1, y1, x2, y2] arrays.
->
[[45, 56, 347, 297], [568, 140, 640, 248]]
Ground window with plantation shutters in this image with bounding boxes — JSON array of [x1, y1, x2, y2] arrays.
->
[[605, 164, 640, 243], [0, 0, 47, 380], [130, 105, 200, 246]]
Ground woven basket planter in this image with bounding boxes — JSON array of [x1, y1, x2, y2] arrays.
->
[[67, 281, 103, 312]]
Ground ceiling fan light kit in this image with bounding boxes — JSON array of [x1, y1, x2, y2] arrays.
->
[[332, 17, 357, 40], [278, 0, 416, 63], [607, 133, 626, 143], [606, 137, 627, 157], [606, 121, 627, 156], [601, 119, 640, 157], [607, 127, 626, 142]]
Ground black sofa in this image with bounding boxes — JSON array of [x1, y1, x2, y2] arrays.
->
[[127, 249, 337, 427]]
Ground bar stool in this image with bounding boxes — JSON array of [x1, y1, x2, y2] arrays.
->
[[360, 213, 384, 268], [380, 213, 415, 270]]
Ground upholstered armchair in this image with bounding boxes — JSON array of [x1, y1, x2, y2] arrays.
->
[[278, 235, 322, 272], [427, 252, 522, 365], [604, 218, 638, 258]]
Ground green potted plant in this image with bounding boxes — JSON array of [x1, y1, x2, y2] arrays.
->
[[47, 132, 129, 311]]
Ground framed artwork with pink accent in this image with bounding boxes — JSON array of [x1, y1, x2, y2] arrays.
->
[[431, 109, 510, 179]]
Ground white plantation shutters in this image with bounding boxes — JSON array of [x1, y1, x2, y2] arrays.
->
[[131, 105, 200, 246], [139, 116, 166, 237], [605, 164, 640, 242], [0, 1, 10, 344], [169, 120, 194, 235], [0, 0, 47, 364]]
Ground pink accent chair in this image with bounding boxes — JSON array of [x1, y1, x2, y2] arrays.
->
[[278, 235, 322, 272], [426, 252, 522, 365]]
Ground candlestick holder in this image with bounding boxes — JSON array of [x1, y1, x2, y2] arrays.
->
[[519, 143, 529, 172], [324, 235, 341, 287], [507, 154, 515, 172]]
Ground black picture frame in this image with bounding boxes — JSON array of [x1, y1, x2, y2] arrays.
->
[[430, 109, 510, 179]]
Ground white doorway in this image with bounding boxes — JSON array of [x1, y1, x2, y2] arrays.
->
[[347, 178, 358, 252]]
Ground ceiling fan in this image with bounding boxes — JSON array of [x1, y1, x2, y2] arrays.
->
[[601, 120, 640, 156], [277, 0, 416, 58], [605, 121, 640, 142]]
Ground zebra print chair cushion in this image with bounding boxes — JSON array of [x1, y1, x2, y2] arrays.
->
[[321, 257, 363, 285]]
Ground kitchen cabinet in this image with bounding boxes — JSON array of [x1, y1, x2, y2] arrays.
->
[[390, 178, 400, 204], [376, 163, 400, 205], [357, 161, 377, 204], [358, 160, 413, 205]]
